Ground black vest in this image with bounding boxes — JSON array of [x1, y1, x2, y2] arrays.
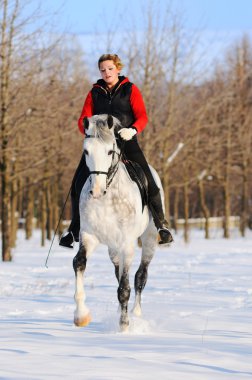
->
[[91, 81, 135, 128]]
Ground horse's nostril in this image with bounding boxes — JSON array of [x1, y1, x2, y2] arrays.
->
[[103, 190, 106, 195], [89, 190, 93, 195]]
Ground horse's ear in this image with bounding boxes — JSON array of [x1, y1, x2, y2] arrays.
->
[[107, 115, 113, 129], [83, 117, 89, 130]]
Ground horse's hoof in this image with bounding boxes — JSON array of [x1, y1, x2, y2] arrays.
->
[[120, 318, 129, 332], [74, 313, 91, 327], [120, 323, 129, 332], [132, 305, 142, 317]]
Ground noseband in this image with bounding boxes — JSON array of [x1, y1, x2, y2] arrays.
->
[[85, 133, 121, 189]]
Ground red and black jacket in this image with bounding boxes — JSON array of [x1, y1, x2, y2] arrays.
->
[[78, 76, 148, 134]]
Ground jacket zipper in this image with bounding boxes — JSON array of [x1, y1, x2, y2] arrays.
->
[[95, 82, 123, 105]]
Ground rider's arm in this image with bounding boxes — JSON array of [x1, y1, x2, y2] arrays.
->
[[78, 91, 93, 134], [130, 85, 148, 134]]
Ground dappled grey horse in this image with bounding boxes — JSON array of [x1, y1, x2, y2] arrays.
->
[[73, 114, 165, 331]]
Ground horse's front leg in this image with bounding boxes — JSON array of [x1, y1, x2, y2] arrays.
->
[[108, 248, 120, 283], [73, 243, 90, 327], [118, 269, 131, 331], [117, 248, 134, 332], [73, 234, 98, 327]]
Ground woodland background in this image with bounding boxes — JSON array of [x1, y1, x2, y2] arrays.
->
[[1, 0, 252, 261]]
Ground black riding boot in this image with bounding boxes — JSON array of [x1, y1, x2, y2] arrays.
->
[[59, 154, 89, 249], [149, 191, 174, 244], [59, 193, 80, 249], [59, 154, 89, 248]]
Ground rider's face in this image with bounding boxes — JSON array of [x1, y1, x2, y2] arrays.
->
[[99, 60, 120, 88]]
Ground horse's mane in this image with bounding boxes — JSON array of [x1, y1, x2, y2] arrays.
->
[[89, 115, 121, 144]]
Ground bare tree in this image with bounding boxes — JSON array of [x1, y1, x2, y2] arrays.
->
[[0, 0, 19, 260], [0, 0, 89, 259]]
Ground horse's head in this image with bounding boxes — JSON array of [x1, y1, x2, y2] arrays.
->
[[83, 114, 121, 198]]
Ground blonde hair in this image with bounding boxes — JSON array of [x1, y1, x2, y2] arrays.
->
[[98, 54, 124, 71]]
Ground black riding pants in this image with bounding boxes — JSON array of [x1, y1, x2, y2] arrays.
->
[[68, 154, 89, 234], [122, 137, 160, 197]]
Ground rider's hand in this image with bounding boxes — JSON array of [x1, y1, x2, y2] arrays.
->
[[118, 127, 137, 141]]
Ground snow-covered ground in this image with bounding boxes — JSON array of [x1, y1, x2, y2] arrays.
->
[[0, 228, 251, 380]]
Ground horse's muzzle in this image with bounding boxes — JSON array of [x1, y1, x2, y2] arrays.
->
[[89, 189, 107, 198]]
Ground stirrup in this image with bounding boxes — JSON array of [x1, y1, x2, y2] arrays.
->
[[158, 227, 174, 245], [59, 231, 75, 249]]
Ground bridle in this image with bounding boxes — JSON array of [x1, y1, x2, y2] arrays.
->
[[85, 133, 121, 189]]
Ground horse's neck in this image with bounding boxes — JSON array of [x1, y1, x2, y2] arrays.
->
[[110, 162, 129, 190]]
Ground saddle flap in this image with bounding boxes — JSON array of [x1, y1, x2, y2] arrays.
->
[[123, 160, 148, 211]]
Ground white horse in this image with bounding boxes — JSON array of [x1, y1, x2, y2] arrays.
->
[[73, 114, 165, 331]]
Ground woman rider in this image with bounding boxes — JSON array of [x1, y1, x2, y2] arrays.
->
[[59, 54, 173, 248]]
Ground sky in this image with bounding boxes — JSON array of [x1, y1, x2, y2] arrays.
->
[[37, 0, 252, 78], [22, 0, 252, 80], [41, 0, 252, 35]]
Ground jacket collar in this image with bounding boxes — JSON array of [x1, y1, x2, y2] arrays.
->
[[93, 76, 129, 94]]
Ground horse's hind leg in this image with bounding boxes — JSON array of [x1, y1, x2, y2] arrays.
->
[[132, 227, 156, 317], [73, 234, 98, 327]]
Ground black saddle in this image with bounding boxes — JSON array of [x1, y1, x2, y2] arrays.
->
[[123, 160, 148, 211]]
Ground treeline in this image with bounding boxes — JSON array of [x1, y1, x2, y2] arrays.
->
[[136, 34, 252, 242], [1, 0, 252, 260]]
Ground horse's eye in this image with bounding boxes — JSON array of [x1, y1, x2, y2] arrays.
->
[[84, 149, 88, 155], [108, 150, 113, 155]]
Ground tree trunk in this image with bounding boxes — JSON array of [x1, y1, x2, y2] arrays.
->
[[57, 175, 66, 237], [223, 184, 230, 238], [10, 174, 18, 248], [46, 182, 52, 240], [40, 188, 47, 247], [173, 188, 179, 233], [25, 179, 34, 239], [183, 181, 189, 243], [240, 163, 248, 237], [163, 170, 170, 223], [51, 182, 59, 232], [198, 179, 210, 239], [1, 165, 12, 261], [0, 0, 12, 261]]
